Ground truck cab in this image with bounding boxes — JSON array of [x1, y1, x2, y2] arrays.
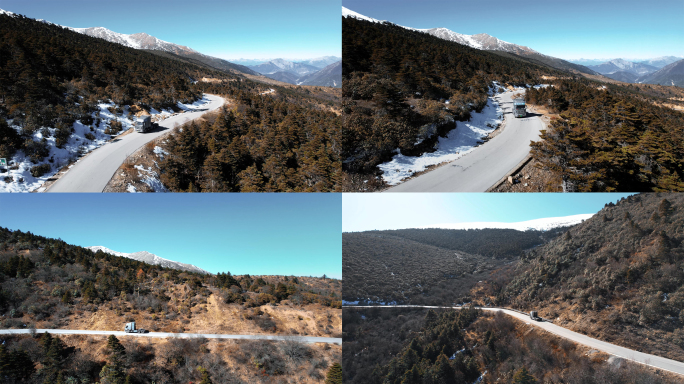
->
[[124, 321, 148, 333], [529, 311, 541, 321]]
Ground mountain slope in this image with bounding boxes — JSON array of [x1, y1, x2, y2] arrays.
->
[[298, 61, 341, 87], [342, 7, 597, 76], [87, 246, 210, 274], [500, 193, 684, 361], [637, 59, 684, 87], [637, 56, 683, 69], [70, 25, 259, 76]]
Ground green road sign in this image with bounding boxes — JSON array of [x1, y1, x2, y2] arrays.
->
[[0, 158, 6, 167]]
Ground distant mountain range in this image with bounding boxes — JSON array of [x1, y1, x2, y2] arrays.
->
[[87, 246, 210, 274], [342, 7, 597, 76], [417, 214, 594, 232], [581, 57, 684, 86], [248, 58, 342, 87], [587, 58, 658, 76], [570, 56, 683, 69]]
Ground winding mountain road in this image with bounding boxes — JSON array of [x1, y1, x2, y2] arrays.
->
[[346, 305, 684, 376], [387, 91, 543, 192], [46, 94, 225, 192], [0, 328, 340, 344]]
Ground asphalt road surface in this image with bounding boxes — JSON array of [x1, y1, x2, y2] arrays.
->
[[347, 305, 684, 376], [0, 328, 340, 344], [387, 91, 543, 192], [47, 94, 225, 192]]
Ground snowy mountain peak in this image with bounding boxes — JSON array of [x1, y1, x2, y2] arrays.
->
[[343, 7, 537, 56], [0, 8, 15, 16], [87, 246, 210, 274], [418, 214, 594, 232], [342, 6, 384, 23], [68, 26, 197, 55]]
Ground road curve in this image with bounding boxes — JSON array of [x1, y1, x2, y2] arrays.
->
[[387, 91, 543, 192], [46, 94, 225, 193], [345, 305, 684, 376], [0, 328, 340, 344]]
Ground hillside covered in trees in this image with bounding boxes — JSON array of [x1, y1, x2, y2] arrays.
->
[[343, 307, 680, 384], [342, 228, 566, 305], [341, 16, 567, 190], [527, 81, 684, 191], [491, 193, 684, 362], [0, 11, 341, 192], [0, 227, 341, 382], [155, 82, 340, 192]]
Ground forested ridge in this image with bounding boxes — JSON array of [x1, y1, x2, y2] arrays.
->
[[527, 81, 684, 191], [343, 307, 680, 384], [341, 16, 565, 190], [0, 12, 215, 160], [159, 82, 341, 192], [481, 193, 684, 362], [342, 228, 566, 305], [0, 226, 341, 382], [0, 12, 341, 191]]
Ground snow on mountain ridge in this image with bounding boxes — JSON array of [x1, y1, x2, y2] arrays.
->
[[68, 26, 198, 55], [87, 246, 210, 274], [417, 214, 594, 231], [343, 7, 537, 55]]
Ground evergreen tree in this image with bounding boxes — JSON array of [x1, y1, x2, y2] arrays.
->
[[512, 367, 537, 384], [325, 362, 342, 384], [198, 366, 213, 384]]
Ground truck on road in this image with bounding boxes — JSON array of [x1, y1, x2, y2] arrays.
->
[[529, 311, 542, 321], [134, 116, 153, 133], [513, 98, 526, 118], [124, 322, 148, 333]]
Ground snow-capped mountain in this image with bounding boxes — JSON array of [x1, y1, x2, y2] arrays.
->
[[69, 27, 197, 56], [297, 56, 342, 69], [342, 6, 383, 23], [248, 59, 320, 76], [420, 28, 537, 56], [588, 59, 658, 75], [87, 246, 210, 274], [0, 8, 14, 16], [342, 6, 599, 76], [637, 56, 683, 69], [418, 214, 594, 232]]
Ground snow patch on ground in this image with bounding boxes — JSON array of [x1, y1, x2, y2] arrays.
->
[[1, 96, 210, 192], [378, 95, 503, 185], [133, 164, 168, 193]]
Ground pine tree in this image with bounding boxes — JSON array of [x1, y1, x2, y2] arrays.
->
[[513, 367, 537, 384], [198, 366, 213, 384], [325, 362, 342, 384]]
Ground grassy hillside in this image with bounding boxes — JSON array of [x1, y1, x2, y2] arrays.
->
[[0, 227, 341, 382]]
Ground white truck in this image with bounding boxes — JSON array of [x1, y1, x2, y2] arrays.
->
[[124, 321, 148, 333], [134, 116, 153, 133]]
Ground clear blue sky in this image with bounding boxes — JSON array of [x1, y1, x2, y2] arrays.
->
[[0, 0, 341, 60], [0, 194, 341, 279], [343, 0, 684, 60], [343, 193, 634, 232]]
